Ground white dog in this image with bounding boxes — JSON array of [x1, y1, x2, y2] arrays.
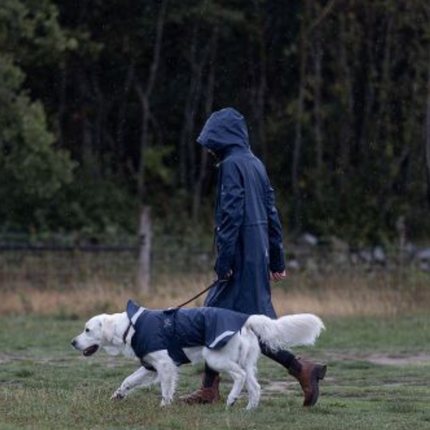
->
[[71, 301, 324, 410]]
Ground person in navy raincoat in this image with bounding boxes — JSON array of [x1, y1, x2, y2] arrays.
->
[[181, 108, 326, 407]]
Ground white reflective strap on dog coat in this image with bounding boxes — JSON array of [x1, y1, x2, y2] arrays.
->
[[126, 300, 250, 366], [209, 330, 236, 348]]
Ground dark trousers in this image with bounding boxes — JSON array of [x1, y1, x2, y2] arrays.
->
[[259, 343, 298, 370]]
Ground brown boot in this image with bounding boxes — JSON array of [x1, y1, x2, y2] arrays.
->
[[288, 357, 327, 407], [180, 375, 221, 405]]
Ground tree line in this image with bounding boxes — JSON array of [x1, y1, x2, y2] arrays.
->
[[1, 0, 430, 245]]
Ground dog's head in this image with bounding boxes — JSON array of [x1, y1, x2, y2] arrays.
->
[[71, 313, 128, 357]]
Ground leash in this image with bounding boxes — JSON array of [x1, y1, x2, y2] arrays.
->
[[122, 322, 132, 343], [175, 279, 220, 309]]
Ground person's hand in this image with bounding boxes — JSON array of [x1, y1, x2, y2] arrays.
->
[[270, 270, 286, 282]]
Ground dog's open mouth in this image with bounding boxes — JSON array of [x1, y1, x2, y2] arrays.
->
[[83, 345, 99, 356]]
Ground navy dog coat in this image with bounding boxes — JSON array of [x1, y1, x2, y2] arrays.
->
[[126, 300, 250, 366]]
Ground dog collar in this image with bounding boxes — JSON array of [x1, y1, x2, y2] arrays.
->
[[124, 302, 147, 344], [122, 322, 132, 344]]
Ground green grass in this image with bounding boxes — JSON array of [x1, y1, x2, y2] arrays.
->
[[1, 314, 430, 429]]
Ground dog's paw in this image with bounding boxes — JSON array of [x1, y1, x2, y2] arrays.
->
[[226, 396, 237, 407], [110, 390, 126, 401], [160, 398, 172, 407], [246, 402, 258, 411]]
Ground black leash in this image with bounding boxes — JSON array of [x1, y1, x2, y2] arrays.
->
[[122, 322, 132, 343], [175, 279, 219, 309]]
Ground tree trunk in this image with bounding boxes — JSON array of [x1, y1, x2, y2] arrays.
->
[[248, 10, 268, 163], [357, 4, 376, 159], [425, 40, 430, 205], [138, 206, 152, 294], [78, 72, 94, 170], [135, 0, 168, 202], [57, 65, 67, 148], [338, 12, 354, 177], [191, 27, 218, 224], [311, 22, 323, 204], [256, 27, 268, 163], [291, 3, 309, 233], [135, 0, 168, 293], [116, 61, 135, 159], [179, 24, 210, 190], [92, 69, 105, 174], [376, 16, 393, 147], [135, 81, 150, 199]]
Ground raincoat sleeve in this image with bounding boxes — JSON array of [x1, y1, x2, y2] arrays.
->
[[215, 161, 245, 278], [266, 184, 286, 272]]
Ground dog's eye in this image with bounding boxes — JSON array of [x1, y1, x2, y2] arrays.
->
[[85, 328, 90, 333]]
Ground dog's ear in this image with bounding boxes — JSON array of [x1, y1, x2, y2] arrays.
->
[[101, 315, 116, 343]]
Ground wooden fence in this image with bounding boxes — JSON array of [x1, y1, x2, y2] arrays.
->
[[0, 234, 429, 290]]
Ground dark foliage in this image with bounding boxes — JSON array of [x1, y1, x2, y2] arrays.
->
[[1, 0, 430, 244]]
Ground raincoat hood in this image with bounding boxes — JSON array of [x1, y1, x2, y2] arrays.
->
[[197, 107, 250, 156]]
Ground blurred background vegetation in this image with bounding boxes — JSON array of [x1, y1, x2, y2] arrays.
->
[[1, 0, 430, 246]]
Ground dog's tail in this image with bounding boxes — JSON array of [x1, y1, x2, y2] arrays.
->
[[245, 313, 324, 351]]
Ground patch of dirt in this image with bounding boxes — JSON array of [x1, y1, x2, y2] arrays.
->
[[261, 380, 298, 397], [259, 352, 430, 395], [0, 353, 30, 364], [364, 353, 430, 366], [320, 351, 430, 366]]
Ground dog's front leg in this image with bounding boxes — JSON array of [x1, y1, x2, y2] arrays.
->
[[111, 366, 159, 400]]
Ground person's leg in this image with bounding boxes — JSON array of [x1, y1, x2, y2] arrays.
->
[[202, 363, 220, 387], [260, 345, 301, 371], [260, 343, 327, 407], [180, 363, 221, 404]]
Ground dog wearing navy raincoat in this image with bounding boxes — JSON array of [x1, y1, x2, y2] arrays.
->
[[72, 300, 324, 409]]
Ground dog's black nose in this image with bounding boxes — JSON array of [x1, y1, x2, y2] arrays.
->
[[71, 339, 77, 348]]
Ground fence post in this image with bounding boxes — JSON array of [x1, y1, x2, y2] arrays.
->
[[138, 205, 152, 293]]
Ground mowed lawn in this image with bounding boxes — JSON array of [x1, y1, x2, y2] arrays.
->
[[1, 314, 430, 430]]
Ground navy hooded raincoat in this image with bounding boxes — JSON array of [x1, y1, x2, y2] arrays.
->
[[197, 108, 286, 318]]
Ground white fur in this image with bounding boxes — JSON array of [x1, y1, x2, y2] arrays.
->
[[246, 313, 324, 351], [71, 310, 324, 409]]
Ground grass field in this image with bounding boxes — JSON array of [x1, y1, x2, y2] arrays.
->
[[1, 312, 430, 430]]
